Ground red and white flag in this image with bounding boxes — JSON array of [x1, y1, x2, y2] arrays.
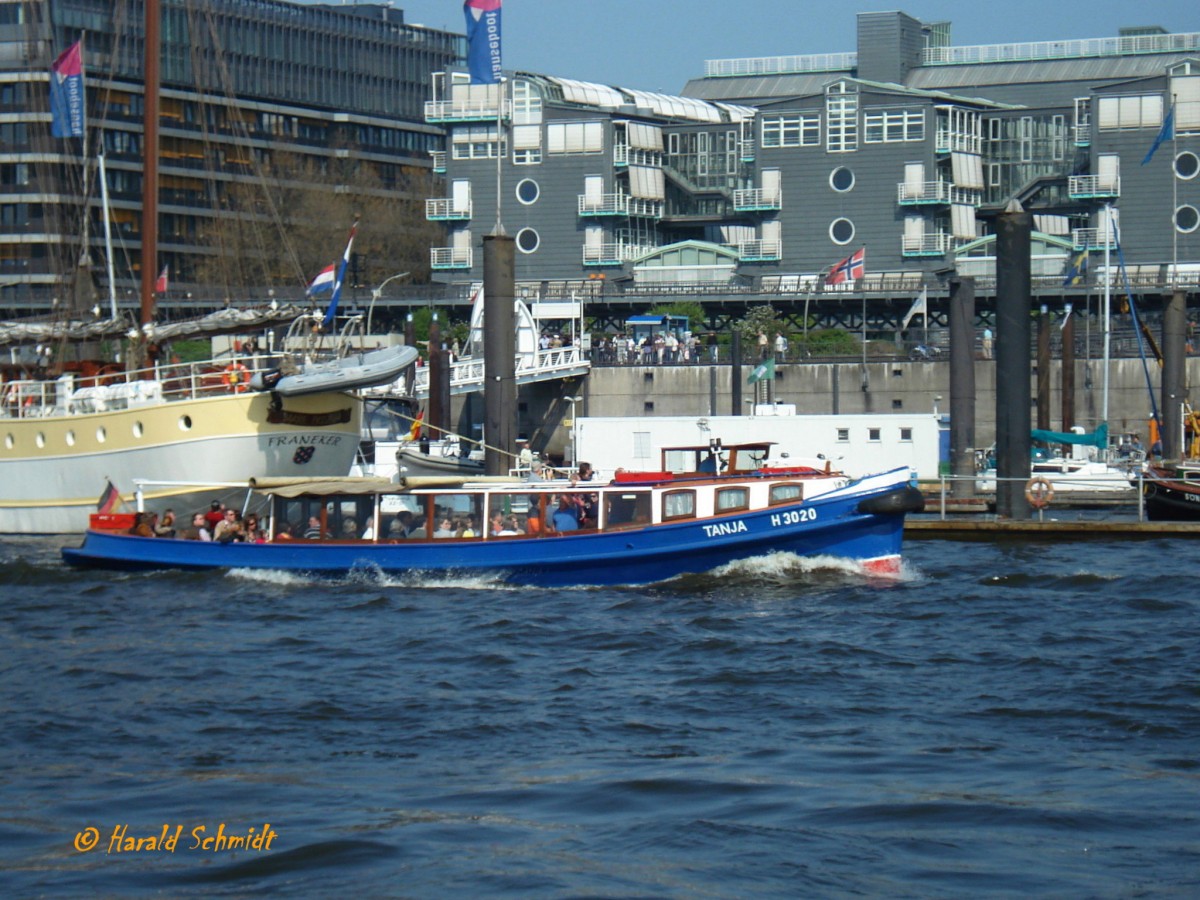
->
[[824, 248, 865, 285], [155, 265, 169, 294]]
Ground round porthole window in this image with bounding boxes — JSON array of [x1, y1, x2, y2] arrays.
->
[[133, 421, 144, 438], [830, 218, 855, 245], [4, 434, 12, 450], [830, 166, 855, 192], [1176, 204, 1200, 234], [66, 430, 76, 447], [516, 178, 540, 205], [36, 432, 46, 448], [1175, 151, 1199, 181], [516, 227, 540, 254], [179, 415, 193, 431]]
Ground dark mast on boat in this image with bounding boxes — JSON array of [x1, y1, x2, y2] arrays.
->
[[139, 0, 160, 340]]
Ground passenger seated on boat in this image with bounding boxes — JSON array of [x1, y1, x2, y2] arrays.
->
[[698, 452, 719, 474], [408, 516, 429, 539], [341, 518, 359, 539], [303, 516, 327, 540], [154, 509, 177, 538], [390, 511, 418, 538], [273, 523, 295, 541], [433, 517, 455, 538], [181, 512, 212, 541], [489, 512, 506, 535], [496, 516, 520, 537], [577, 462, 594, 482], [456, 517, 477, 538], [551, 496, 579, 532], [128, 512, 156, 538], [214, 509, 245, 543]]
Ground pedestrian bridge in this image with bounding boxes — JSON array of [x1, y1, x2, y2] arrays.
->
[[365, 286, 590, 399], [408, 345, 590, 397]]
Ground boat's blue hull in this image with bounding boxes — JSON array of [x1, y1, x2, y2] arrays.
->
[[61, 481, 913, 587]]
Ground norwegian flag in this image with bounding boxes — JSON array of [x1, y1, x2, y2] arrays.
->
[[824, 247, 865, 285], [154, 265, 169, 294]]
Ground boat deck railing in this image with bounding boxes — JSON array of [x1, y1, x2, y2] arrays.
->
[[0, 352, 288, 417]]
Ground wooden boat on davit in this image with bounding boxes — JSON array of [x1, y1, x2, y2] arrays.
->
[[61, 443, 924, 587]]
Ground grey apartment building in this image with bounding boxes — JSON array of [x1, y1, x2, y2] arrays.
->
[[0, 0, 463, 312], [427, 11, 1199, 299]]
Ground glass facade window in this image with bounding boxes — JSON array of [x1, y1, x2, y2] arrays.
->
[[761, 113, 820, 148], [826, 83, 858, 153], [863, 108, 924, 143]]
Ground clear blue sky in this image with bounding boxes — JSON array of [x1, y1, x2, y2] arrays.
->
[[343, 0, 1200, 94]]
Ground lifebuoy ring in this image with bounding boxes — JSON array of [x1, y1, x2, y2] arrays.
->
[[1025, 476, 1054, 509], [222, 362, 249, 393]]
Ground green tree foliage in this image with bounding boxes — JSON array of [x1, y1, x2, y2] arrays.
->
[[648, 301, 707, 331], [733, 305, 785, 354]]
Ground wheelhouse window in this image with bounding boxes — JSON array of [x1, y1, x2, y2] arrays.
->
[[715, 487, 749, 513], [604, 491, 651, 528], [663, 490, 696, 520], [769, 483, 803, 505]]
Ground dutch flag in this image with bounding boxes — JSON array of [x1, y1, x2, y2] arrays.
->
[[306, 263, 337, 297]]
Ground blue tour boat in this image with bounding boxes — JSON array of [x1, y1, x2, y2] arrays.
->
[[61, 443, 923, 587]]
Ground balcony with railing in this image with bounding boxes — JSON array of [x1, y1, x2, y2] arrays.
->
[[897, 180, 979, 206], [901, 232, 953, 257], [581, 242, 655, 266], [734, 240, 782, 262], [578, 194, 663, 219], [613, 146, 663, 167], [740, 138, 756, 162], [1072, 228, 1116, 250], [1068, 175, 1119, 200], [430, 150, 446, 173], [424, 98, 508, 123], [934, 130, 981, 155], [732, 187, 781, 212], [430, 247, 472, 270], [425, 197, 472, 221], [1073, 124, 1091, 147]]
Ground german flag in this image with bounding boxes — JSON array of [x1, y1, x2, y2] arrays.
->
[[97, 480, 120, 514]]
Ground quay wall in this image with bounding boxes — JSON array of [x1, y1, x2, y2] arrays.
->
[[570, 358, 1192, 451]]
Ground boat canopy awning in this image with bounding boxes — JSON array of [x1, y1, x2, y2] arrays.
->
[[1031, 423, 1108, 448], [249, 476, 400, 497]]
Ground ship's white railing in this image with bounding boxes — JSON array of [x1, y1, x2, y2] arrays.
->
[[0, 353, 286, 418]]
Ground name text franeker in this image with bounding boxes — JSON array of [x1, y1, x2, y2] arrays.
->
[[266, 435, 343, 447]]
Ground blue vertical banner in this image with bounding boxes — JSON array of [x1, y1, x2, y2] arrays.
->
[[463, 0, 502, 84], [49, 39, 85, 138]]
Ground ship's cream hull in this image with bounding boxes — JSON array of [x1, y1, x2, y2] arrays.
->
[[0, 391, 361, 533]]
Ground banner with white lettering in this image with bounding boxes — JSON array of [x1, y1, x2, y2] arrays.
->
[[463, 0, 502, 85]]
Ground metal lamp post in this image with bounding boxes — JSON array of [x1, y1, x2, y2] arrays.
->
[[366, 271, 410, 338]]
